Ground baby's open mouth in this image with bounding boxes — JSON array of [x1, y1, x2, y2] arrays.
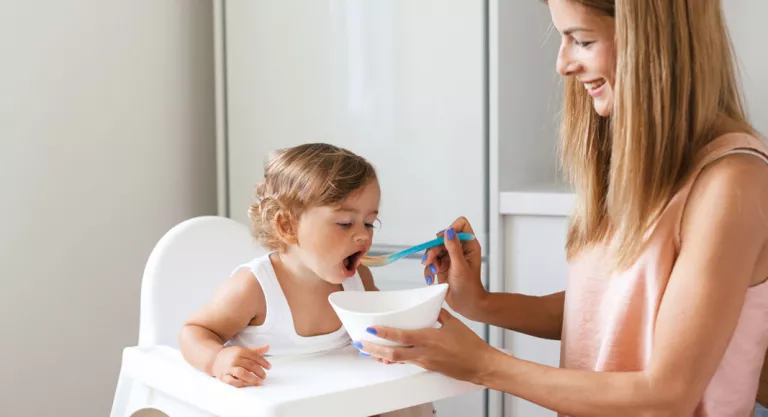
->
[[342, 251, 363, 274]]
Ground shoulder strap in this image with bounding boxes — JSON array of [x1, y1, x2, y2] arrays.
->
[[672, 133, 768, 247], [246, 253, 293, 332]]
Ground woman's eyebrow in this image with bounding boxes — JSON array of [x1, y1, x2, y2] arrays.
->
[[562, 27, 593, 36]]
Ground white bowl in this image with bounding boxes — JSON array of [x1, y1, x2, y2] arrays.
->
[[328, 283, 449, 347]]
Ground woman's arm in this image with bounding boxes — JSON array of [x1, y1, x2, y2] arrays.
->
[[365, 155, 768, 416], [357, 264, 379, 291], [471, 291, 565, 340]]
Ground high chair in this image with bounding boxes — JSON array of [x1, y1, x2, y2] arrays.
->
[[110, 216, 482, 417]]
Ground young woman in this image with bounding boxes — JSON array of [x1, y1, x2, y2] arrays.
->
[[358, 1, 768, 416]]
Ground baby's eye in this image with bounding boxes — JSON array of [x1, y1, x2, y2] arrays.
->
[[337, 223, 352, 229], [364, 223, 375, 229]]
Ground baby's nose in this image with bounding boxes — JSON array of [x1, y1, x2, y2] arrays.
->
[[354, 232, 370, 244]]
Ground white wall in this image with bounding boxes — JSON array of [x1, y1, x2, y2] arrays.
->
[[724, 1, 768, 136], [497, 0, 562, 193], [0, 2, 216, 416]]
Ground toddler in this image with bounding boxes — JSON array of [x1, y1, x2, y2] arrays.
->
[[179, 143, 434, 417]]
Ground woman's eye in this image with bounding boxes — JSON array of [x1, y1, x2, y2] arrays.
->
[[364, 223, 375, 229], [337, 223, 352, 229], [574, 40, 594, 48]]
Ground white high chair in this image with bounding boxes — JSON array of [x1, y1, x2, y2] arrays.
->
[[110, 216, 482, 417]]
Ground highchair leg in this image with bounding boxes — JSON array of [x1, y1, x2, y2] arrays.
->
[[111, 371, 216, 417], [111, 370, 135, 417]]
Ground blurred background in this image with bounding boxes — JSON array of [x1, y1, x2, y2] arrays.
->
[[1, 1, 766, 417]]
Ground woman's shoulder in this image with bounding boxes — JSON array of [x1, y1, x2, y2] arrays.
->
[[681, 134, 768, 258], [695, 131, 768, 195], [681, 130, 768, 201]]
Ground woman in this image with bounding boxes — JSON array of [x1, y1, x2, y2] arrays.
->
[[356, 1, 768, 416]]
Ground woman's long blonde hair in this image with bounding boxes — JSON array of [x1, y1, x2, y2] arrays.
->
[[560, 0, 755, 269]]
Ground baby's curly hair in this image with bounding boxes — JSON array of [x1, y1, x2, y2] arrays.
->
[[248, 143, 378, 250]]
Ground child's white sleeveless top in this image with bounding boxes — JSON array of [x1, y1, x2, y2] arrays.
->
[[227, 253, 364, 357]]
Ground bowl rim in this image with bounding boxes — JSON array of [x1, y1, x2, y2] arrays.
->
[[328, 283, 449, 317]]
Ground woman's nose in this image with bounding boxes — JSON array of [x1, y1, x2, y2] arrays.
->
[[556, 44, 580, 76]]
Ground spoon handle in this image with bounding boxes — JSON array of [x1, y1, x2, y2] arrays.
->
[[360, 232, 475, 267]]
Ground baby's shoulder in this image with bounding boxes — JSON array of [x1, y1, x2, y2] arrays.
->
[[229, 266, 263, 292], [220, 266, 267, 321]]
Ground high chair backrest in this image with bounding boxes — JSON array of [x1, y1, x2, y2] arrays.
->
[[138, 216, 266, 347]]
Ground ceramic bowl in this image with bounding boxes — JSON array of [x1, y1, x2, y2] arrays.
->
[[328, 283, 449, 347]]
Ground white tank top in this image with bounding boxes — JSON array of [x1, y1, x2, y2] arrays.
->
[[228, 253, 365, 357]]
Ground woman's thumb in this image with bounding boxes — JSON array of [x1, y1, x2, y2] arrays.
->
[[443, 228, 467, 268]]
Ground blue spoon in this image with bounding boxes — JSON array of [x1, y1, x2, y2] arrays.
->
[[360, 232, 475, 267]]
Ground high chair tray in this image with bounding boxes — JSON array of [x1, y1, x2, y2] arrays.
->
[[120, 345, 483, 417]]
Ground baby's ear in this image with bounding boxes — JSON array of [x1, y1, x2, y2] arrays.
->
[[274, 210, 299, 245]]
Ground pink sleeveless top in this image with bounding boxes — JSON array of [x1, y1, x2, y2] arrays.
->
[[561, 133, 768, 417]]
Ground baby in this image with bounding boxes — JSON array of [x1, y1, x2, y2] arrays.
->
[[179, 143, 435, 417]]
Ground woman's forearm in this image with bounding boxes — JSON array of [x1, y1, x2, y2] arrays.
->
[[478, 350, 684, 417], [469, 291, 565, 340], [179, 324, 226, 375]]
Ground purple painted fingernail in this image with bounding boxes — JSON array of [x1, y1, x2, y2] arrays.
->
[[429, 264, 437, 274], [446, 228, 456, 240], [366, 327, 377, 335], [421, 253, 428, 262], [426, 275, 433, 285], [352, 341, 363, 350], [359, 352, 370, 357]]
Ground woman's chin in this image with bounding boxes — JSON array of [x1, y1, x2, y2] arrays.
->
[[591, 94, 613, 117], [593, 100, 613, 117]]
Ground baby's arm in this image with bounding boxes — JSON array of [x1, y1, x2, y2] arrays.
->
[[179, 268, 269, 384], [358, 265, 378, 291]]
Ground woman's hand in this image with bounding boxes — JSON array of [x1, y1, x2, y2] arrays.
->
[[357, 309, 498, 385], [422, 217, 488, 319]]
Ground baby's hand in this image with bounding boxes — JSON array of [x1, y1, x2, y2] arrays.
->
[[211, 345, 271, 387]]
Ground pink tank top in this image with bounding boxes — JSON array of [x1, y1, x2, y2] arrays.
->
[[561, 133, 768, 417]]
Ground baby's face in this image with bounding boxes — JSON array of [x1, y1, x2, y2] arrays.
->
[[294, 180, 381, 284]]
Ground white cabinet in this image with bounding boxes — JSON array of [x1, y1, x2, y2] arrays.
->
[[500, 210, 570, 417], [224, 0, 487, 248], [487, 1, 566, 415]]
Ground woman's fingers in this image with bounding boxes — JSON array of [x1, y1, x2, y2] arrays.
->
[[442, 227, 469, 269], [359, 342, 414, 363], [422, 247, 444, 265], [422, 247, 448, 280], [364, 326, 417, 346], [355, 326, 433, 362], [447, 216, 476, 235], [424, 267, 434, 285], [423, 216, 481, 284]]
